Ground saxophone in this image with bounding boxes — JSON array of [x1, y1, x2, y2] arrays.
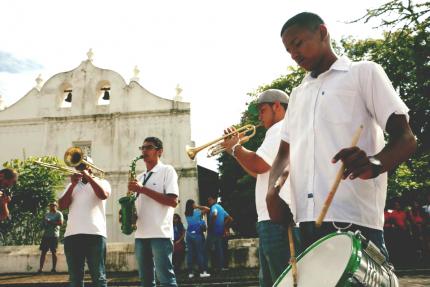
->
[[118, 155, 143, 235]]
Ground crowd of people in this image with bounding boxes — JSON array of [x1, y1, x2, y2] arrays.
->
[[0, 11, 422, 287], [172, 197, 233, 279], [384, 194, 430, 267]]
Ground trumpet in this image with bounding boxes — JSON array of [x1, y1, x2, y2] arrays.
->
[[186, 124, 260, 160], [64, 147, 105, 176]]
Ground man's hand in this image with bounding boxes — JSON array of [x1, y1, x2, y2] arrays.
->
[[81, 170, 92, 181], [221, 127, 240, 153], [71, 173, 82, 185], [128, 180, 143, 193], [332, 147, 374, 180]]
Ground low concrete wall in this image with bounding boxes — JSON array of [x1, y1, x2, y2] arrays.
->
[[0, 238, 259, 274]]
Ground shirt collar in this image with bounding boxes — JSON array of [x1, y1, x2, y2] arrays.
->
[[266, 120, 283, 135], [303, 55, 351, 81], [147, 161, 163, 173], [330, 56, 351, 71]]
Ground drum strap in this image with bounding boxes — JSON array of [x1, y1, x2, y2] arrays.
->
[[136, 172, 153, 198]]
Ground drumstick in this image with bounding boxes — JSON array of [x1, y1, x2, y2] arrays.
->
[[288, 224, 298, 287], [315, 125, 363, 228]]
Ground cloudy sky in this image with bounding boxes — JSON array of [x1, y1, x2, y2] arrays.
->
[[0, 0, 393, 170]]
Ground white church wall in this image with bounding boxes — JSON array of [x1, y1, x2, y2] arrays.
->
[[0, 58, 198, 242]]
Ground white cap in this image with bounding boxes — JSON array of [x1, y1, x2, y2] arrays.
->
[[257, 89, 289, 104]]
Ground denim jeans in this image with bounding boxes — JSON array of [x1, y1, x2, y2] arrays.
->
[[299, 221, 390, 260], [206, 234, 224, 269], [256, 221, 299, 287], [64, 234, 107, 287], [135, 238, 177, 287], [186, 233, 207, 273]]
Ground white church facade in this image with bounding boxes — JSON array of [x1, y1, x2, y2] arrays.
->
[[0, 52, 198, 242]]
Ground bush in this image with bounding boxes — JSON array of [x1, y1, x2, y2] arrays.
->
[[1, 156, 66, 245]]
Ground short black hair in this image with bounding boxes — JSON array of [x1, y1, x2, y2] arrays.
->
[[144, 137, 163, 150], [0, 168, 18, 179], [280, 12, 324, 37]]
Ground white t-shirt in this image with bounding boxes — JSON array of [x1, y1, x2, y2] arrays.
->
[[134, 161, 179, 239], [255, 120, 292, 222], [60, 178, 111, 237], [281, 57, 409, 230]]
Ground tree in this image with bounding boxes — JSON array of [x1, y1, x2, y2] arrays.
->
[[0, 157, 66, 245], [349, 0, 430, 153], [343, 0, 430, 199]]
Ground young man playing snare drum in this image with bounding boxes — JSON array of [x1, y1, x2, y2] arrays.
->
[[266, 12, 416, 259]]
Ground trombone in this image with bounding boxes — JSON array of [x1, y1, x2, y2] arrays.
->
[[33, 160, 82, 175], [186, 124, 260, 160], [64, 147, 105, 176]]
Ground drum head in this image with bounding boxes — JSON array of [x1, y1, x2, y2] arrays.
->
[[274, 233, 359, 287]]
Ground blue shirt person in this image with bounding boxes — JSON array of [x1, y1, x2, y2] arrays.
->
[[185, 199, 211, 278], [206, 195, 233, 270]]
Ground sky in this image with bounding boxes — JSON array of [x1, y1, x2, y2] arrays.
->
[[0, 0, 392, 171]]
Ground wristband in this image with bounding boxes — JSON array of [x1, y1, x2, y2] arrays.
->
[[231, 143, 241, 158]]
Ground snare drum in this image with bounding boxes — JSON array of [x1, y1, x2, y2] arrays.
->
[[274, 231, 398, 287]]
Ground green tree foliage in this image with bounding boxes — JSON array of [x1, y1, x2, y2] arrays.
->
[[219, 0, 429, 237], [0, 157, 66, 245], [342, 0, 430, 199]]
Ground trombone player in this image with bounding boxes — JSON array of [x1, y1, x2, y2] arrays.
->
[[221, 89, 294, 287], [58, 154, 111, 287]]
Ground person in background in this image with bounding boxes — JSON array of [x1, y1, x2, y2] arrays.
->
[[173, 213, 185, 272], [206, 195, 233, 272], [37, 202, 63, 273], [184, 199, 211, 278], [0, 168, 18, 221], [384, 198, 411, 266], [406, 198, 426, 262]]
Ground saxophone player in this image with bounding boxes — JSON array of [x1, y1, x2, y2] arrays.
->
[[128, 136, 180, 287], [58, 156, 111, 287]]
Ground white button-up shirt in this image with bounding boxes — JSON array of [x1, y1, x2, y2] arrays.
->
[[256, 120, 293, 222], [135, 161, 179, 239], [281, 57, 409, 230]]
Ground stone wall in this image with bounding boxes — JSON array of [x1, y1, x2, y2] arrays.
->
[[0, 238, 259, 273]]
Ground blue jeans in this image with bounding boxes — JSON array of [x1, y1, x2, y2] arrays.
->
[[135, 238, 177, 287], [186, 233, 207, 273], [206, 234, 224, 269], [299, 221, 390, 260], [257, 221, 299, 287], [64, 234, 107, 287]]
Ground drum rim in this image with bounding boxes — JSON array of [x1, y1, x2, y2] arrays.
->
[[273, 231, 362, 286]]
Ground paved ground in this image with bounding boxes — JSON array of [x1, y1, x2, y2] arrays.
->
[[0, 268, 430, 287]]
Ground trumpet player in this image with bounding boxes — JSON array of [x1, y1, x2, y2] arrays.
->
[[58, 156, 111, 287], [0, 168, 18, 221], [221, 89, 294, 287], [128, 137, 179, 287]]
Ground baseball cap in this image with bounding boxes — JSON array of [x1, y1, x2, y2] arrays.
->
[[49, 202, 58, 206], [257, 89, 289, 104]]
